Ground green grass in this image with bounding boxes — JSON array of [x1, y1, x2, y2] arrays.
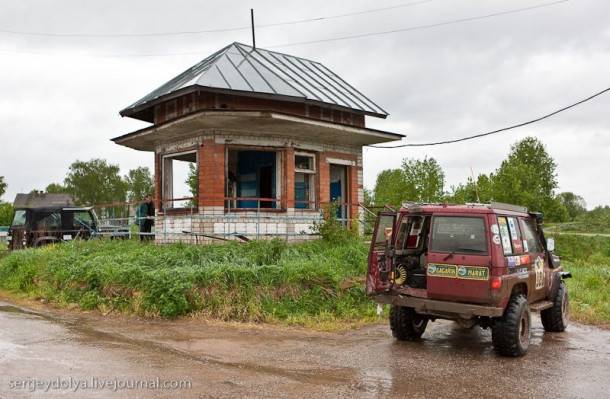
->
[[0, 238, 382, 327], [550, 234, 610, 327]]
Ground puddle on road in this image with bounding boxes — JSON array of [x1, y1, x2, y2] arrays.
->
[[0, 302, 46, 318], [351, 369, 393, 394]]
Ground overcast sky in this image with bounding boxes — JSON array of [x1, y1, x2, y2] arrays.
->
[[1, 0, 608, 209]]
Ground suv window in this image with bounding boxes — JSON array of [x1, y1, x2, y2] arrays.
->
[[11, 210, 26, 227], [521, 219, 543, 253], [430, 216, 487, 254], [73, 211, 95, 229], [373, 213, 395, 250], [396, 216, 426, 250], [498, 216, 525, 254], [37, 213, 61, 230]]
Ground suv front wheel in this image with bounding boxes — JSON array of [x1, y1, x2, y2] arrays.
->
[[492, 294, 531, 357], [541, 280, 569, 332], [389, 305, 428, 341]]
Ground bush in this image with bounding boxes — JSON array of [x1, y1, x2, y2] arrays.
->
[[0, 202, 13, 226], [311, 203, 358, 245]]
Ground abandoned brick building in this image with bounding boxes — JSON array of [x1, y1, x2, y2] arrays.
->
[[113, 42, 402, 242]]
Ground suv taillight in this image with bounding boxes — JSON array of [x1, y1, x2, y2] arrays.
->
[[491, 277, 502, 291]]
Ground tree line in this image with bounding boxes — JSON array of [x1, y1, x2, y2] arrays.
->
[[368, 136, 590, 224], [44, 159, 155, 206]]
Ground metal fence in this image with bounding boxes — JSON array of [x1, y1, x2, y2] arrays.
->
[[93, 196, 384, 243]]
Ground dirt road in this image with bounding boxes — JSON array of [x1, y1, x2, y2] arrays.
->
[[1, 299, 609, 398]]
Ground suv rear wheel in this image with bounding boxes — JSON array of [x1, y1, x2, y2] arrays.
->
[[541, 281, 569, 332], [492, 294, 531, 357], [389, 305, 428, 341]]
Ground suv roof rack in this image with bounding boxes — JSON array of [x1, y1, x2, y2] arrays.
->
[[490, 201, 528, 213]]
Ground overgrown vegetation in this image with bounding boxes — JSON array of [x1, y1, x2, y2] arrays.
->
[[0, 237, 379, 327], [0, 229, 607, 329], [550, 234, 610, 327]]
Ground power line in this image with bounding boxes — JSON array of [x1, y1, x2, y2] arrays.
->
[[0, 1, 434, 38], [257, 0, 434, 28], [368, 86, 610, 148], [0, 47, 200, 58], [271, 0, 570, 48], [0, 0, 569, 57]]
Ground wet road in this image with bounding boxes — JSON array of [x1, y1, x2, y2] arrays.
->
[[1, 300, 609, 399]]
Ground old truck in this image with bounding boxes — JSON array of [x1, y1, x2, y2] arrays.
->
[[366, 202, 571, 357], [7, 205, 129, 250]]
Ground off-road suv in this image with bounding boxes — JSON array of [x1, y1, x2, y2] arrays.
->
[[366, 202, 571, 357], [7, 206, 129, 250]]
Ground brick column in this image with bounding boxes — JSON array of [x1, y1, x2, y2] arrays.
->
[[317, 152, 330, 209], [154, 152, 162, 211], [285, 148, 295, 209], [200, 140, 225, 207], [348, 166, 362, 225], [197, 145, 205, 207]]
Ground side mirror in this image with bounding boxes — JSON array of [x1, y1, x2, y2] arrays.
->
[[547, 237, 555, 252]]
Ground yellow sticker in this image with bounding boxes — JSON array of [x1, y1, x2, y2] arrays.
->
[[457, 266, 489, 281], [427, 263, 457, 278]]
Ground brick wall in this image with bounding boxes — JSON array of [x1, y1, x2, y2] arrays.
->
[[152, 131, 363, 244]]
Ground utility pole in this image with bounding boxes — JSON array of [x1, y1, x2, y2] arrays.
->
[[251, 9, 256, 50]]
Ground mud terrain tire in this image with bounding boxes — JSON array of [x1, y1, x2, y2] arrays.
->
[[389, 305, 428, 341], [541, 280, 569, 332], [492, 294, 531, 357]]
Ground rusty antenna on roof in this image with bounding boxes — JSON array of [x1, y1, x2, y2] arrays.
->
[[470, 166, 481, 203], [251, 9, 256, 50]]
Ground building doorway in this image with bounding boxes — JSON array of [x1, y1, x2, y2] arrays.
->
[[329, 164, 348, 223]]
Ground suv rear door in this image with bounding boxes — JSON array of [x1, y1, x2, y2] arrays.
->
[[426, 215, 492, 304], [366, 212, 396, 295]]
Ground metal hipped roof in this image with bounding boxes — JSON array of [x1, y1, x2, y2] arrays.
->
[[120, 42, 389, 120]]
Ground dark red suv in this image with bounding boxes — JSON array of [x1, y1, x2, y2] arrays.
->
[[366, 202, 571, 357]]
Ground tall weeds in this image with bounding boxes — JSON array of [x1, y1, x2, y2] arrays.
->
[[0, 238, 377, 325]]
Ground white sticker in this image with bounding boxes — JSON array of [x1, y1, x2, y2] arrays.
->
[[491, 224, 499, 235], [535, 256, 545, 289], [493, 235, 501, 245], [523, 240, 529, 253], [63, 235, 72, 240], [509, 219, 519, 240], [502, 236, 512, 254]]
